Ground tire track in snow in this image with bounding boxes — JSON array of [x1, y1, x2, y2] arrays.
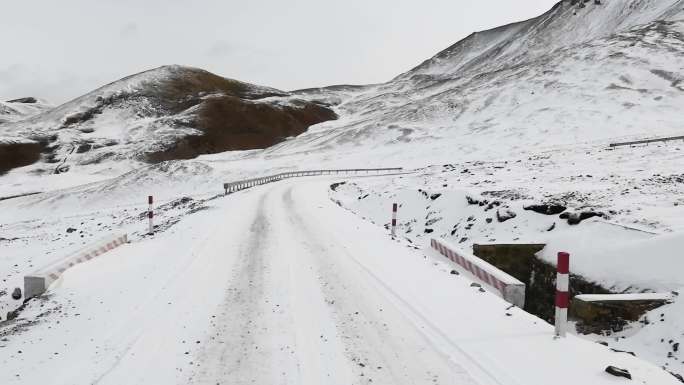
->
[[190, 189, 303, 384], [189, 193, 276, 383], [280, 185, 480, 385]]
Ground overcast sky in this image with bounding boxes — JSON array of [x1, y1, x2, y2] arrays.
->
[[1, 0, 558, 104]]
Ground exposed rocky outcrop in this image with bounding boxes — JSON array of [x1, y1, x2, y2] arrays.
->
[[0, 66, 337, 173]]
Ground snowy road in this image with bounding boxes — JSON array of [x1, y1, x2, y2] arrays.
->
[[1, 177, 677, 385], [189, 181, 476, 385]]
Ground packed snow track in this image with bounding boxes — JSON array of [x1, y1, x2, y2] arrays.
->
[[0, 177, 676, 385]]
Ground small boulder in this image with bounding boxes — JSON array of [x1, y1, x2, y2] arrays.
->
[[11, 287, 21, 300], [605, 366, 631, 380], [523, 204, 566, 215], [496, 209, 517, 223], [470, 283, 481, 288], [450, 270, 459, 275], [66, 227, 77, 233]]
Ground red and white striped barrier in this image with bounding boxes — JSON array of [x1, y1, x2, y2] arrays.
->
[[391, 203, 398, 237], [148, 195, 154, 235], [24, 233, 128, 299], [431, 238, 525, 307], [555, 252, 570, 337]]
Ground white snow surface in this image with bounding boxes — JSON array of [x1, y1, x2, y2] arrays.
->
[[329, 169, 684, 379], [2, 0, 684, 383], [575, 293, 675, 302], [0, 178, 678, 385], [0, 99, 52, 125]]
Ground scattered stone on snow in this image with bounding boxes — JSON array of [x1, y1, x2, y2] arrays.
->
[[605, 366, 631, 380]]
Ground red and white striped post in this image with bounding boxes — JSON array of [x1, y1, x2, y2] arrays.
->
[[555, 252, 570, 337], [391, 203, 398, 237], [148, 195, 154, 235]]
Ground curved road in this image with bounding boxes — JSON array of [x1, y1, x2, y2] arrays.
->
[[1, 177, 676, 385]]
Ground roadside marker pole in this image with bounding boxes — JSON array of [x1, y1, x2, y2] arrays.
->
[[148, 195, 154, 235], [555, 252, 570, 337], [391, 203, 398, 238]]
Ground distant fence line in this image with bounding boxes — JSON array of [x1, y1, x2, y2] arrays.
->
[[609, 135, 684, 148], [223, 168, 403, 194]]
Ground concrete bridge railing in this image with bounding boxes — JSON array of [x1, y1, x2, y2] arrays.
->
[[222, 168, 403, 195]]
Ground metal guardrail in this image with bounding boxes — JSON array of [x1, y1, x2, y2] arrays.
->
[[609, 135, 684, 148], [223, 168, 403, 195]]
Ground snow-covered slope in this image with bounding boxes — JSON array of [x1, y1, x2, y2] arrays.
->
[[3, 0, 684, 383], [282, 0, 684, 164], [0, 98, 52, 125], [0, 65, 336, 176]]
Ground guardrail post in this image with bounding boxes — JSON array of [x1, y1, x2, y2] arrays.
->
[[555, 252, 570, 338], [148, 195, 154, 235], [391, 203, 398, 237]]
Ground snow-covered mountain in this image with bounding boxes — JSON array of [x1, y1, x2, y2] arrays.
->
[[0, 65, 336, 175], [2, 1, 684, 383], [280, 0, 684, 164], [4, 0, 683, 178], [0, 97, 52, 125]]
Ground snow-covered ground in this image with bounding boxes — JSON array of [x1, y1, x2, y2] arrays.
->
[[0, 177, 678, 384], [329, 158, 684, 380], [0, 99, 52, 125], [2, 0, 684, 383]]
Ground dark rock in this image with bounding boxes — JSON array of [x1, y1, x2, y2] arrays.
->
[[75, 143, 92, 153], [546, 222, 556, 232], [470, 283, 481, 288], [6, 310, 18, 321], [485, 201, 501, 211], [523, 204, 566, 215], [466, 195, 485, 205], [496, 209, 517, 223], [567, 213, 582, 225], [424, 228, 434, 234], [605, 366, 631, 379], [580, 211, 604, 221], [430, 193, 442, 201], [66, 227, 77, 233], [610, 348, 636, 356], [485, 218, 493, 223], [674, 342, 679, 352], [566, 211, 605, 225], [6, 97, 37, 104], [450, 270, 459, 275], [11, 287, 21, 300], [597, 341, 609, 346], [0, 140, 48, 175]]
